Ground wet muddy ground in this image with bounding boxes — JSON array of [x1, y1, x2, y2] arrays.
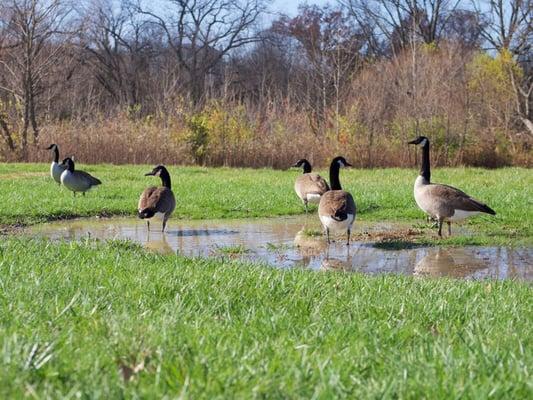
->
[[27, 216, 532, 281]]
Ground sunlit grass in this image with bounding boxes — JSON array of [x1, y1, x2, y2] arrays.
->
[[0, 238, 531, 398]]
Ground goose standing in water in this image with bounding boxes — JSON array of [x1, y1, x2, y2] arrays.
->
[[293, 158, 330, 212], [60, 157, 102, 196], [138, 165, 176, 232], [45, 144, 66, 184], [318, 156, 356, 245], [408, 136, 496, 237]]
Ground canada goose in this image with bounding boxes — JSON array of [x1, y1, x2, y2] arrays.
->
[[408, 136, 496, 236], [318, 156, 356, 245], [293, 159, 330, 212], [60, 157, 102, 196], [45, 144, 66, 184], [138, 165, 176, 232]]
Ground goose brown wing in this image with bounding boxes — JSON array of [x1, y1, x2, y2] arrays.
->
[[309, 173, 330, 193], [75, 170, 102, 185], [138, 186, 157, 211], [319, 190, 356, 220], [428, 184, 495, 214], [296, 173, 329, 196], [138, 187, 175, 214]]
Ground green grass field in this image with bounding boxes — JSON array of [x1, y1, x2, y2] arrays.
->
[[0, 163, 531, 245], [0, 238, 531, 398], [0, 164, 532, 397]]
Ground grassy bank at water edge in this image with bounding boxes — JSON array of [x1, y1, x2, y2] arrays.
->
[[0, 238, 531, 398], [0, 164, 531, 245]]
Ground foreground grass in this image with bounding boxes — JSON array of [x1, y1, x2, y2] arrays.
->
[[0, 238, 531, 398], [0, 164, 531, 245]]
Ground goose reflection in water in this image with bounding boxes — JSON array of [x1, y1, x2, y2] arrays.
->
[[413, 248, 489, 279], [320, 245, 353, 271], [144, 231, 174, 255], [293, 227, 327, 268]]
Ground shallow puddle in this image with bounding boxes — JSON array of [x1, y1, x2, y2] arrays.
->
[[27, 216, 532, 281]]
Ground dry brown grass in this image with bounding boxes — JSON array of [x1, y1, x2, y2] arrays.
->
[[9, 111, 529, 168], [3, 44, 532, 168]]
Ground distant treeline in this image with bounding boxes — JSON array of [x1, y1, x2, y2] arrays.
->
[[0, 0, 531, 167]]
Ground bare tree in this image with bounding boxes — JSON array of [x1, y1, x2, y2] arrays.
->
[[0, 0, 76, 156], [273, 5, 364, 134], [473, 0, 533, 134], [81, 0, 161, 112], [340, 0, 463, 55], [134, 0, 267, 106]]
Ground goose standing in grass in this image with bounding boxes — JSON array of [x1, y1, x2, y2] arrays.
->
[[318, 156, 356, 245], [408, 136, 496, 237], [60, 157, 102, 196], [293, 158, 330, 213], [45, 144, 66, 184], [138, 165, 176, 232]]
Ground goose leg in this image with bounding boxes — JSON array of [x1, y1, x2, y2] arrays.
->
[[304, 200, 308, 214], [346, 229, 351, 246], [437, 218, 443, 237], [447, 221, 452, 236], [147, 220, 150, 231], [162, 215, 169, 233], [326, 228, 330, 244]]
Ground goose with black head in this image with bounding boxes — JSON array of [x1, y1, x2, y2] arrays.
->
[[138, 165, 176, 232], [408, 136, 496, 236], [45, 144, 66, 184], [318, 156, 356, 245], [60, 158, 102, 196], [292, 158, 330, 213]]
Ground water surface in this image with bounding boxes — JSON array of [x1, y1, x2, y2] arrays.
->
[[28, 216, 532, 281]]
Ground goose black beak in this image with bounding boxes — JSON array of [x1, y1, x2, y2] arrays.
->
[[408, 139, 418, 145], [144, 172, 155, 176], [345, 162, 353, 167]]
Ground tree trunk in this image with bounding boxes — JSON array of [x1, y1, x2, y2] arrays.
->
[[0, 116, 15, 151]]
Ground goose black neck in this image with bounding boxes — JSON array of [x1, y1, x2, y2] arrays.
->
[[66, 160, 75, 172], [420, 142, 430, 182], [329, 161, 342, 190], [302, 161, 312, 174], [159, 168, 171, 189], [52, 146, 59, 163]]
